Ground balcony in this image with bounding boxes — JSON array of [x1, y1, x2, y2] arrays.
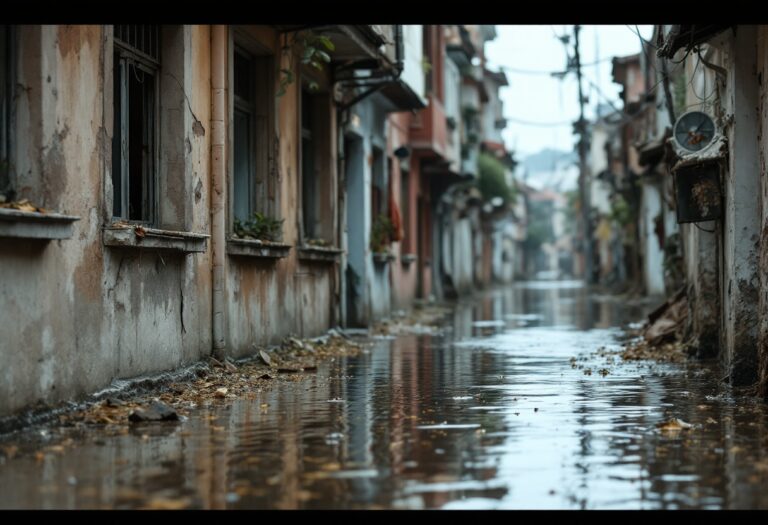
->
[[409, 94, 448, 160]]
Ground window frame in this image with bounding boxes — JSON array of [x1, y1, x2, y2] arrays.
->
[[233, 45, 257, 224], [228, 32, 278, 238], [112, 26, 161, 225], [0, 25, 14, 197]]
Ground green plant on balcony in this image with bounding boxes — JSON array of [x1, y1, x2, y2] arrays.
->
[[370, 214, 395, 254], [477, 151, 513, 205], [233, 212, 285, 242], [277, 32, 335, 97]]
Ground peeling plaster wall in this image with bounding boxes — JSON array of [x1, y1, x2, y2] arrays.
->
[[756, 26, 768, 396], [720, 27, 760, 385], [0, 26, 213, 417]]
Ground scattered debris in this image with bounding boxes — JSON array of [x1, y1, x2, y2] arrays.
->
[[0, 198, 47, 213], [128, 402, 179, 423], [371, 304, 452, 336], [259, 350, 272, 367], [214, 388, 228, 399], [643, 288, 687, 347]]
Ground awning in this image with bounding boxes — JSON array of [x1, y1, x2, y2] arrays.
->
[[657, 25, 732, 58], [379, 79, 427, 111]]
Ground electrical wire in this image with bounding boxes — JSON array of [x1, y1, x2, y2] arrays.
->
[[504, 117, 574, 127]]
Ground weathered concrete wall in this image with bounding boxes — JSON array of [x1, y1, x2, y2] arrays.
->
[[756, 27, 768, 396], [1, 26, 213, 417], [721, 27, 760, 385], [1, 24, 343, 416]]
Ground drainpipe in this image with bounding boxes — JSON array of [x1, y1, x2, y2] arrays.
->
[[211, 25, 227, 356]]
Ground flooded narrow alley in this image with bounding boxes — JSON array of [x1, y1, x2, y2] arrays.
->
[[2, 281, 768, 510]]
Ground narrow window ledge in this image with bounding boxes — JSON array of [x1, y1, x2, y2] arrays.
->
[[297, 245, 343, 263], [373, 252, 396, 264], [103, 225, 209, 253], [0, 208, 80, 240], [226, 237, 291, 259], [401, 253, 418, 265]]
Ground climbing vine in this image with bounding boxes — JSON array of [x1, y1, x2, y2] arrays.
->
[[277, 31, 335, 97]]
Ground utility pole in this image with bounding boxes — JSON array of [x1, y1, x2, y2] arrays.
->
[[574, 25, 593, 284]]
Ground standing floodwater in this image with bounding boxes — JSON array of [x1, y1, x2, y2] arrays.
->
[[2, 281, 768, 509]]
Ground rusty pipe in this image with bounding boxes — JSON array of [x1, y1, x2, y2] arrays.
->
[[211, 25, 227, 354]]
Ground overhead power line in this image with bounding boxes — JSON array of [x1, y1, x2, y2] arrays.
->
[[504, 116, 574, 127]]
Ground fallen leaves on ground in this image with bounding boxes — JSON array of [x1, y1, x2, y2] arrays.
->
[[621, 339, 688, 363], [45, 332, 365, 433]]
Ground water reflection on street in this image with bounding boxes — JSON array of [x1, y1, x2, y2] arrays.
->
[[3, 280, 768, 509]]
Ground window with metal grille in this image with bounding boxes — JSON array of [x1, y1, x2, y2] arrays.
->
[[232, 44, 275, 226], [0, 26, 12, 197], [112, 25, 159, 222]]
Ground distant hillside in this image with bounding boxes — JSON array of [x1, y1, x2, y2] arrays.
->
[[522, 148, 577, 174]]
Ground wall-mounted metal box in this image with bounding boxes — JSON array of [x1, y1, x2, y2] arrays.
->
[[673, 160, 722, 223]]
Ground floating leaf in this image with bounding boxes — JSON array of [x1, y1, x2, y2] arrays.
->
[[657, 418, 694, 434]]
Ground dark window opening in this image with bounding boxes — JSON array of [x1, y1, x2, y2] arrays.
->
[[232, 44, 275, 229], [371, 146, 385, 221], [0, 26, 12, 196], [233, 48, 254, 224], [301, 89, 319, 240], [400, 167, 411, 251], [112, 25, 159, 223]]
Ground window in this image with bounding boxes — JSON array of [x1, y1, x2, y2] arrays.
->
[[0, 25, 11, 197], [112, 25, 160, 223], [299, 83, 333, 246], [301, 90, 318, 239], [400, 167, 412, 252], [232, 44, 275, 226], [371, 146, 385, 221]]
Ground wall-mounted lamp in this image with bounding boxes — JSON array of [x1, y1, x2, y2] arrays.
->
[[394, 146, 410, 159]]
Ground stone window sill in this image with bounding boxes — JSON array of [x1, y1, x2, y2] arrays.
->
[[103, 225, 209, 253], [297, 245, 343, 263], [226, 237, 291, 259], [0, 208, 80, 240], [373, 252, 396, 264], [401, 253, 418, 265]]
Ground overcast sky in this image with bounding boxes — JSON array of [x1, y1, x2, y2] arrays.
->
[[484, 25, 654, 159]]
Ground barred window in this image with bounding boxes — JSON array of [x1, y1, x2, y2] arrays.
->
[[112, 25, 160, 222]]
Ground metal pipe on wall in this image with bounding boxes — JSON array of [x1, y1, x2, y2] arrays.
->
[[211, 25, 227, 355]]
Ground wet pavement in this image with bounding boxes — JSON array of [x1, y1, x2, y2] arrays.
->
[[3, 280, 768, 509]]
